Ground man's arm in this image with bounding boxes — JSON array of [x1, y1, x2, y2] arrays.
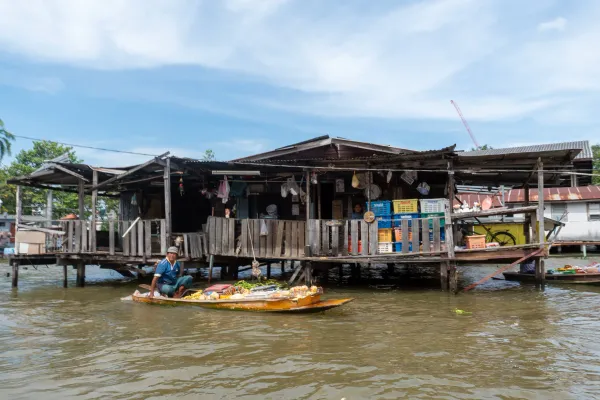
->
[[148, 276, 159, 298], [148, 261, 164, 298]]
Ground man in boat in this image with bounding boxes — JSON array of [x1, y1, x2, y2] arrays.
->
[[148, 246, 192, 298]]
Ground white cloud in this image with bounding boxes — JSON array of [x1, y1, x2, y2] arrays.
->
[[537, 17, 567, 32], [0, 0, 599, 124]]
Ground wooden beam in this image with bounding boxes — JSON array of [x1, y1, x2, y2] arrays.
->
[[15, 185, 22, 232], [46, 189, 53, 223], [164, 158, 172, 239], [305, 169, 311, 256], [51, 163, 89, 182], [90, 152, 169, 191], [451, 205, 538, 220], [462, 248, 544, 292], [91, 170, 98, 252], [537, 161, 545, 285], [20, 226, 65, 235]]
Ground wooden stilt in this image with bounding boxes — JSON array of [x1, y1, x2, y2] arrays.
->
[[440, 262, 448, 291], [232, 265, 239, 280], [582, 245, 587, 258], [76, 263, 85, 287], [208, 255, 214, 284], [448, 262, 458, 293], [305, 262, 312, 285], [266, 263, 271, 279], [281, 261, 285, 276], [63, 265, 68, 288], [11, 260, 19, 288]]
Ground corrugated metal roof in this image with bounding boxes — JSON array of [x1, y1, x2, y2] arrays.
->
[[456, 186, 600, 205], [460, 141, 592, 160]]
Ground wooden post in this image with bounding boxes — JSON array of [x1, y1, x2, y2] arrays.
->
[[15, 185, 22, 253], [266, 263, 271, 279], [317, 180, 322, 220], [207, 254, 214, 284], [164, 158, 172, 240], [46, 189, 53, 226], [447, 165, 457, 248], [440, 262, 448, 291], [305, 169, 311, 256], [11, 260, 19, 288], [76, 263, 85, 287], [78, 179, 85, 220], [444, 198, 456, 292], [63, 265, 68, 288], [91, 170, 98, 252], [537, 161, 545, 284], [524, 184, 531, 243]]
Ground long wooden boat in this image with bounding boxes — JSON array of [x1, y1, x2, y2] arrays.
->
[[503, 271, 600, 284], [131, 292, 354, 313]]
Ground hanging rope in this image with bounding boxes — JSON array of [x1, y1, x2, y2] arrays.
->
[[246, 221, 261, 279]]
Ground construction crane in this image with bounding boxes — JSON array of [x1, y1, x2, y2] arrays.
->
[[450, 100, 480, 149]]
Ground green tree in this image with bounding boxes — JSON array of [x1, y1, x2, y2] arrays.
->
[[0, 141, 118, 221], [0, 141, 80, 218], [0, 118, 15, 161], [202, 149, 215, 161], [471, 144, 493, 151], [593, 143, 600, 185]]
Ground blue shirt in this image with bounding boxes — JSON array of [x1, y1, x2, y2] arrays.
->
[[154, 259, 180, 285]]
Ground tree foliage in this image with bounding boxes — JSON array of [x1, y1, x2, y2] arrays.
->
[[202, 149, 215, 161], [0, 141, 117, 220], [0, 119, 15, 162], [593, 143, 600, 185], [471, 144, 493, 151]]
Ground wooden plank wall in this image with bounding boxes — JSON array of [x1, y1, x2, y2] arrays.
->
[[207, 217, 306, 259]]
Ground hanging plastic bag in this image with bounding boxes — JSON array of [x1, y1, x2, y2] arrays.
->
[[260, 220, 269, 236], [352, 171, 360, 188], [217, 176, 230, 203]]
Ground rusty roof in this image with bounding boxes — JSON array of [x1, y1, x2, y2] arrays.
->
[[456, 186, 600, 205]]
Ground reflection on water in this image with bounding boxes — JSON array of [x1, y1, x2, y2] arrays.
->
[[2, 258, 600, 399]]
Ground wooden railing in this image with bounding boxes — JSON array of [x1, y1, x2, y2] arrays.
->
[[17, 219, 168, 257], [207, 215, 446, 259], [207, 217, 306, 259]]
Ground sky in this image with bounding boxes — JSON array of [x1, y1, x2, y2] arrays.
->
[[0, 0, 599, 166]]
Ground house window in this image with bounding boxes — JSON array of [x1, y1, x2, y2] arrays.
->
[[0, 222, 5, 227], [551, 203, 567, 222], [589, 203, 600, 221]]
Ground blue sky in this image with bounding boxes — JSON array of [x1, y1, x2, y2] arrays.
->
[[0, 0, 599, 166]]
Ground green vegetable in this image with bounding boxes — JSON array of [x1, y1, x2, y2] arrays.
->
[[234, 279, 286, 290]]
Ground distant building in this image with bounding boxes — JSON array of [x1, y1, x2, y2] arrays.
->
[[0, 214, 49, 248]]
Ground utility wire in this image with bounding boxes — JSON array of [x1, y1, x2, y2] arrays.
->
[[11, 134, 160, 157]]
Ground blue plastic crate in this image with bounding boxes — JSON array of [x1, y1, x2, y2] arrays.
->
[[368, 201, 391, 216], [394, 242, 413, 252], [375, 214, 392, 228], [393, 213, 419, 227]]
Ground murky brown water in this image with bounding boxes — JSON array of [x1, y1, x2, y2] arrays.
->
[[2, 258, 600, 399]]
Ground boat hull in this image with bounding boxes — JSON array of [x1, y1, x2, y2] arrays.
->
[[131, 293, 353, 313], [503, 271, 600, 284]]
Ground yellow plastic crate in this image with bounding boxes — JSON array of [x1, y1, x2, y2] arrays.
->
[[393, 199, 418, 214], [378, 228, 393, 242]]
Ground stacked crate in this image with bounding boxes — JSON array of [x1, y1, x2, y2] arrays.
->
[[419, 199, 446, 250], [368, 201, 394, 253], [392, 199, 418, 253]]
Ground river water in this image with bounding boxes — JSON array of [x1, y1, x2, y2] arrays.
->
[[2, 258, 600, 399]]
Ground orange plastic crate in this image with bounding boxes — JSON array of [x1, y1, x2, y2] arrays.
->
[[394, 228, 413, 241], [465, 235, 486, 249], [378, 229, 393, 242]]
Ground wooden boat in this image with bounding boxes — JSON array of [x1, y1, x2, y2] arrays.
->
[[131, 292, 354, 313], [503, 271, 600, 284]]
